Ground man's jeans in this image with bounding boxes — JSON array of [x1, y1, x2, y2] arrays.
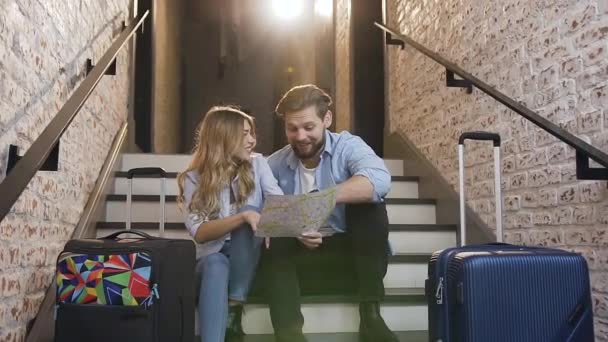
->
[[260, 203, 390, 338]]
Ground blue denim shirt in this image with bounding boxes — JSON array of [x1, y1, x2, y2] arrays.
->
[[267, 130, 391, 232], [183, 153, 283, 257]]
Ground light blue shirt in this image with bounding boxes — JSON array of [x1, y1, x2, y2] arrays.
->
[[267, 130, 391, 232], [183, 153, 283, 257]]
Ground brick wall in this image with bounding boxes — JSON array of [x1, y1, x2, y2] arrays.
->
[[0, 1, 132, 340], [385, 0, 608, 338], [335, 0, 353, 132]]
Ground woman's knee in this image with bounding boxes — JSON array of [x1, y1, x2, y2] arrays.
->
[[201, 253, 230, 277]]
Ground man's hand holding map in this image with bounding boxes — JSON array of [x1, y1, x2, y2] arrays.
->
[[254, 188, 337, 238]]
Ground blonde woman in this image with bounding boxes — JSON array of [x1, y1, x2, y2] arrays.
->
[[177, 106, 282, 342]]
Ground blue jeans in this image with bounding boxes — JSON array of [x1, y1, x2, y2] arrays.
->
[[196, 225, 262, 342]]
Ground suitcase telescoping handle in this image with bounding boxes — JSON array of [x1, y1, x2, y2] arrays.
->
[[126, 167, 167, 237], [458, 132, 502, 246]]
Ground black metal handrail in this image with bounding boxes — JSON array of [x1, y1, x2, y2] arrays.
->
[[376, 23, 608, 180], [0, 11, 150, 223]]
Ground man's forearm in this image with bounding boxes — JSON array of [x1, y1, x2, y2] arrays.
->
[[335, 176, 374, 204]]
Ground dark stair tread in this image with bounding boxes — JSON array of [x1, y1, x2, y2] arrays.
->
[[390, 253, 431, 263], [385, 198, 436, 205], [114, 171, 418, 182], [234, 331, 428, 342], [389, 224, 456, 232], [246, 287, 425, 305], [106, 194, 436, 204], [390, 176, 420, 182], [96, 221, 185, 229], [106, 194, 179, 201]]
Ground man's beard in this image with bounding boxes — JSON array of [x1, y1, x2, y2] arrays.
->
[[291, 134, 326, 160]]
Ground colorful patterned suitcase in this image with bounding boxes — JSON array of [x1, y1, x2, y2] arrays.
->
[[426, 132, 594, 342], [54, 167, 196, 342]]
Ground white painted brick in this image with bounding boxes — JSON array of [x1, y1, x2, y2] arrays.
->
[[0, 0, 131, 334], [365, 0, 608, 335]]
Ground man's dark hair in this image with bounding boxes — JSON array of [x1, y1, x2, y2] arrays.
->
[[275, 84, 332, 119]]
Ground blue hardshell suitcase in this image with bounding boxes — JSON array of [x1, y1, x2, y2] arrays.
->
[[426, 132, 594, 342]]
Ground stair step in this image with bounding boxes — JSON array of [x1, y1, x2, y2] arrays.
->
[[106, 195, 436, 204], [96, 221, 186, 229], [390, 253, 431, 264], [97, 224, 434, 288], [235, 331, 428, 342], [115, 172, 419, 182], [120, 154, 405, 177], [247, 287, 425, 305], [96, 222, 454, 232], [95, 225, 449, 254], [241, 300, 428, 334], [96, 223, 454, 255], [112, 173, 420, 198], [114, 171, 420, 182], [103, 197, 437, 225], [389, 224, 455, 232]]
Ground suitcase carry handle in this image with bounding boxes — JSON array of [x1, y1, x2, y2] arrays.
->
[[126, 167, 167, 237], [458, 131, 503, 246], [127, 167, 167, 179], [458, 131, 501, 146], [102, 229, 158, 240]]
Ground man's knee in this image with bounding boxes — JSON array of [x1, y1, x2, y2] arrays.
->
[[346, 203, 388, 229]]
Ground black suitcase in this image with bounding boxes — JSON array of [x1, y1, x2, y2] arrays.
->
[[426, 132, 594, 342], [54, 167, 196, 342]]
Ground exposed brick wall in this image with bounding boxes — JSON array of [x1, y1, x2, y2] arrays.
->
[[384, 0, 608, 338], [0, 1, 132, 340], [335, 0, 353, 132]]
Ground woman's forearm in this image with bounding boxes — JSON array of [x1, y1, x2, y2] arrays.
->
[[194, 213, 247, 243]]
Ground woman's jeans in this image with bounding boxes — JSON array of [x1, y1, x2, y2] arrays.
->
[[196, 225, 262, 342]]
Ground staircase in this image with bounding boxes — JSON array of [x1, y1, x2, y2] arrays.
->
[[96, 153, 458, 341]]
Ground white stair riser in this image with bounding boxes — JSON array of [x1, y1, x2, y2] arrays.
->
[[121, 154, 191, 172], [386, 181, 418, 199], [241, 304, 427, 334], [386, 204, 436, 225], [383, 159, 404, 177], [104, 202, 437, 225], [384, 263, 427, 289], [113, 178, 419, 199], [121, 154, 405, 177], [389, 231, 455, 253], [95, 228, 452, 255], [113, 178, 180, 196]]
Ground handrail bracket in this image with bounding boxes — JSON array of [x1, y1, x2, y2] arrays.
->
[[6, 143, 59, 176], [86, 58, 117, 76], [576, 150, 608, 180], [446, 69, 473, 94], [385, 32, 405, 50]]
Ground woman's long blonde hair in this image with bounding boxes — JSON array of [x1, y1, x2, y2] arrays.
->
[[177, 106, 256, 218]]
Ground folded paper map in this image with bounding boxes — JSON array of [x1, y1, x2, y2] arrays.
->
[[255, 188, 337, 238]]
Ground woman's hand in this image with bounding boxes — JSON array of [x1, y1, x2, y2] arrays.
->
[[240, 210, 261, 231]]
